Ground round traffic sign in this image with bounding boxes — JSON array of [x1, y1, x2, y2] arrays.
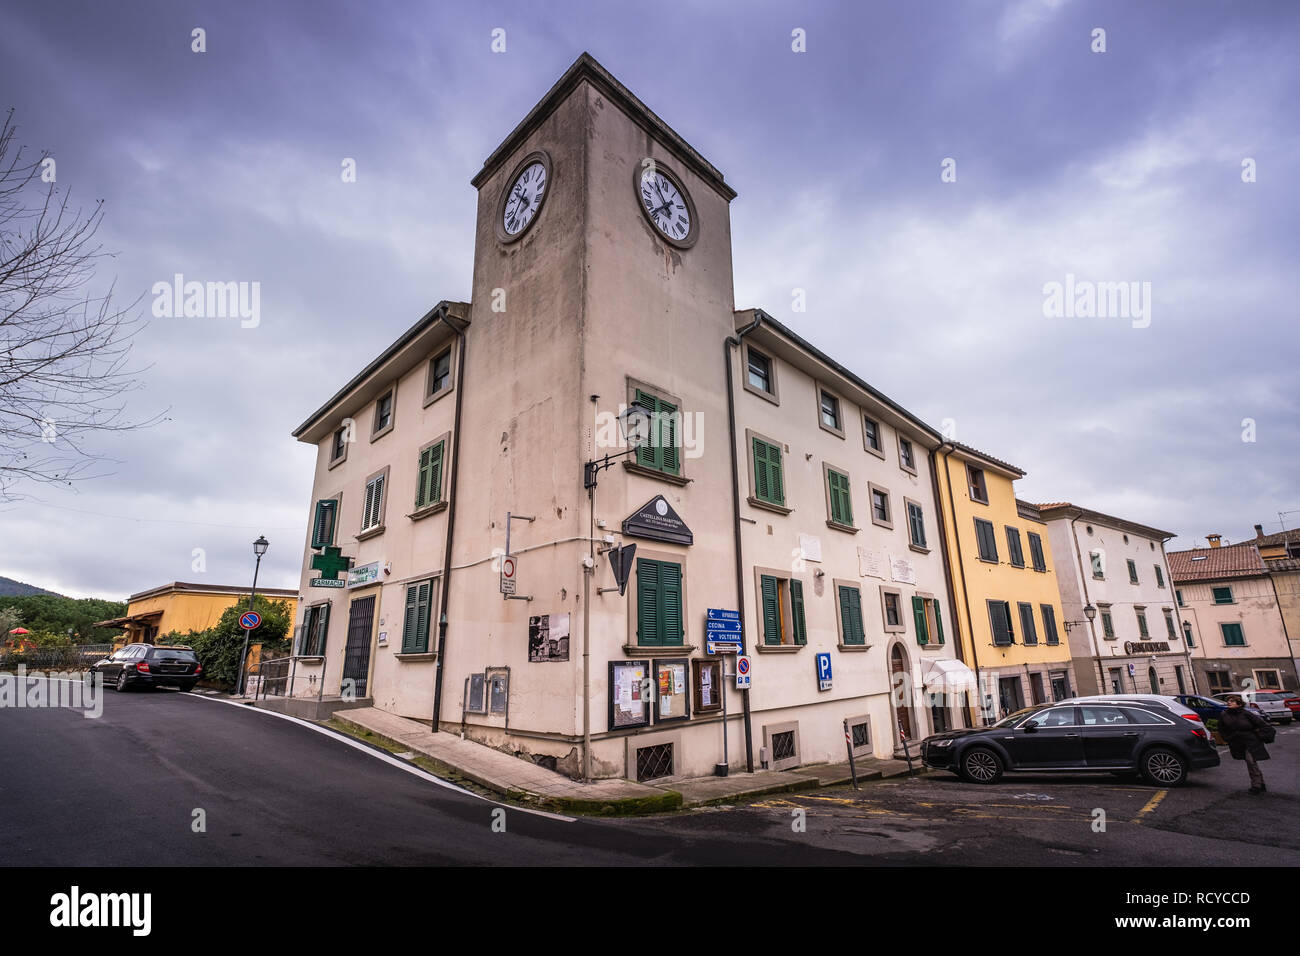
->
[[240, 611, 263, 630], [502, 556, 516, 579], [737, 657, 750, 675]]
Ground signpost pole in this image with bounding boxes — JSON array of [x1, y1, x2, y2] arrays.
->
[[843, 718, 860, 789], [719, 661, 730, 777], [235, 545, 264, 697]]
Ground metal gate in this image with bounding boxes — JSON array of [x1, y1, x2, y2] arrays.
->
[[342, 595, 375, 697]]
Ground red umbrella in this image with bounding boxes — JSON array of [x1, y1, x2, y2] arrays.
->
[[8, 628, 30, 635]]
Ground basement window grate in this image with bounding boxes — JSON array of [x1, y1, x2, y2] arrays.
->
[[636, 743, 674, 782], [772, 731, 796, 763], [851, 722, 870, 749]]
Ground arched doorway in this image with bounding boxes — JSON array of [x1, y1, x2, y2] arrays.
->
[[1148, 666, 1159, 694], [890, 644, 915, 746]]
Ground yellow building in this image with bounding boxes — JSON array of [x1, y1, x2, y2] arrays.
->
[[95, 581, 299, 646], [934, 443, 1077, 721]]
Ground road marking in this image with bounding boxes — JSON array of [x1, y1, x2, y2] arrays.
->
[[1132, 789, 1168, 824], [181, 692, 576, 823]]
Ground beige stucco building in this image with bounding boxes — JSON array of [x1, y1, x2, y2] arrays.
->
[[285, 54, 972, 783]]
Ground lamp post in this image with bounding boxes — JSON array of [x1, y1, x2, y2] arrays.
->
[[235, 535, 269, 696], [580, 400, 653, 782]]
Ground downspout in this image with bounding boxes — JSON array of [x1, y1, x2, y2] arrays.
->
[[725, 311, 762, 773], [1068, 512, 1107, 695], [929, 445, 974, 725], [432, 308, 468, 732], [1159, 535, 1198, 697], [938, 444, 985, 724]]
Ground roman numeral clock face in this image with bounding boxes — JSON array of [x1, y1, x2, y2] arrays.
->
[[496, 150, 552, 243], [637, 165, 696, 248]]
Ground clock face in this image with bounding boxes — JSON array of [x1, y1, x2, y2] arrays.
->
[[502, 160, 548, 237], [638, 169, 692, 243]]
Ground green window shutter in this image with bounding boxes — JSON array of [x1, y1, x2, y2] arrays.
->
[[427, 441, 444, 504], [752, 439, 784, 505], [838, 586, 853, 643], [315, 603, 331, 656], [760, 574, 780, 645], [913, 596, 928, 645], [415, 581, 431, 653], [768, 444, 783, 504], [661, 562, 683, 645], [1042, 605, 1058, 644], [635, 390, 657, 470], [752, 439, 769, 502], [637, 560, 661, 645], [791, 579, 807, 645], [402, 585, 418, 652], [907, 502, 926, 547], [312, 500, 336, 549], [991, 602, 1013, 645], [659, 398, 680, 475], [1019, 603, 1037, 645], [828, 470, 852, 525], [415, 447, 432, 509], [932, 600, 945, 644], [1222, 623, 1245, 646]]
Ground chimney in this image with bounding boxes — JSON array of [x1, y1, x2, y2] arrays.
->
[[1207, 534, 1222, 549], [1255, 524, 1265, 541]]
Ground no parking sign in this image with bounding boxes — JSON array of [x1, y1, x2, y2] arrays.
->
[[240, 611, 262, 631], [735, 655, 751, 689]]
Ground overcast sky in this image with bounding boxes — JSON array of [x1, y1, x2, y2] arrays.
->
[[1, 0, 1296, 600]]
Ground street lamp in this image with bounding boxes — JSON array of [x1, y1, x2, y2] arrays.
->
[[1063, 604, 1097, 632], [584, 401, 653, 488], [235, 535, 269, 696]]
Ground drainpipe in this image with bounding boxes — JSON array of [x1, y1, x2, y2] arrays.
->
[[937, 444, 984, 724], [431, 309, 468, 732], [725, 310, 762, 773], [1068, 512, 1107, 695]]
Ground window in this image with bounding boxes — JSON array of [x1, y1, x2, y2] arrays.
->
[[331, 425, 348, 463], [1090, 550, 1105, 580], [361, 471, 387, 532], [1221, 622, 1246, 647], [912, 596, 945, 646], [311, 498, 337, 549], [819, 390, 841, 433], [1041, 604, 1059, 645], [372, 388, 394, 437], [825, 467, 854, 528], [636, 559, 684, 646], [1027, 532, 1046, 571], [1206, 670, 1231, 692], [1163, 609, 1177, 640], [1018, 602, 1038, 645], [414, 439, 446, 510], [966, 465, 988, 503], [746, 347, 773, 395], [1127, 559, 1139, 585], [1006, 527, 1025, 568], [880, 589, 905, 632], [1183, 622, 1195, 647], [1254, 670, 1281, 691], [974, 518, 998, 562], [1154, 565, 1165, 588], [1136, 607, 1149, 638], [905, 500, 927, 549], [1080, 705, 1131, 726], [750, 437, 785, 507], [1176, 589, 1184, 607], [427, 348, 453, 400], [863, 415, 882, 454], [837, 585, 866, 646], [1212, 586, 1234, 605], [300, 603, 331, 656], [868, 484, 891, 528], [898, 437, 916, 474], [1100, 606, 1115, 639], [633, 388, 682, 477], [988, 600, 1014, 646], [401, 581, 433, 653], [759, 574, 807, 646]]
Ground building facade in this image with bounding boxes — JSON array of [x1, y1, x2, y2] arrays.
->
[[1169, 534, 1297, 694], [933, 444, 1076, 719], [1037, 503, 1197, 698], [94, 581, 298, 647], [1253, 523, 1300, 679], [285, 54, 971, 782]]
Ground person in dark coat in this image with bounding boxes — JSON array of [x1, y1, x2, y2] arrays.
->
[[1218, 695, 1274, 794]]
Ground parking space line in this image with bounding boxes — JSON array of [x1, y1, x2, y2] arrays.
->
[[1131, 789, 1168, 824]]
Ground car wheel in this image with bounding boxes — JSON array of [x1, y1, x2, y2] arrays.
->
[[177, 683, 196, 693], [1140, 747, 1187, 787], [960, 747, 1003, 784], [115, 671, 129, 693]]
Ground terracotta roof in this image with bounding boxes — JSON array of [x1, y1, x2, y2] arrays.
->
[[1256, 527, 1300, 547], [1167, 541, 1265, 582], [948, 441, 1025, 477], [1035, 501, 1072, 511]]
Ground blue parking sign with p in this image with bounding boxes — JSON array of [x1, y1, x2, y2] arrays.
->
[[816, 652, 832, 690]]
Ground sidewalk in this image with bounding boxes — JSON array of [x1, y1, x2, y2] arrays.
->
[[329, 706, 923, 815]]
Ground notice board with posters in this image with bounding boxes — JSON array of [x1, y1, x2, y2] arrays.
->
[[655, 658, 690, 723], [609, 660, 650, 729], [692, 658, 722, 715]]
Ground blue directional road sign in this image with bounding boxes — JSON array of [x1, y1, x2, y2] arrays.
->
[[706, 608, 742, 653], [816, 652, 832, 691]]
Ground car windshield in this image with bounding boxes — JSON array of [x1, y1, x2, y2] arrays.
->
[[991, 706, 1045, 728]]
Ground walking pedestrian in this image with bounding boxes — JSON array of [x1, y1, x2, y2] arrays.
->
[[1218, 694, 1276, 795]]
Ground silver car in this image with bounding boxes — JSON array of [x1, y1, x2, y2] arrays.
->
[[1213, 692, 1293, 724], [1061, 694, 1204, 725]]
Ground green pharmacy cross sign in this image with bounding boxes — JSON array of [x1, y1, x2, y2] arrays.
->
[[310, 547, 351, 589]]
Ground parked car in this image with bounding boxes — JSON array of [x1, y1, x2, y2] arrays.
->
[[1061, 694, 1204, 725], [1274, 691, 1300, 717], [1212, 691, 1293, 724], [87, 643, 202, 692], [921, 702, 1220, 786], [1173, 694, 1230, 723]]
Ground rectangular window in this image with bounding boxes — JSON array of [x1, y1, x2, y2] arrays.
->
[[1176, 588, 1184, 607], [1100, 607, 1115, 639], [871, 487, 890, 525], [912, 596, 945, 646], [819, 390, 841, 432], [906, 500, 927, 549], [882, 590, 904, 631], [361, 473, 386, 531], [637, 559, 684, 647], [826, 468, 853, 527], [300, 603, 331, 656], [967, 465, 988, 503], [373, 389, 394, 436], [1018, 602, 1038, 645], [1206, 671, 1231, 692], [415, 440, 445, 509], [988, 600, 1014, 646], [1136, 608, 1149, 638], [1212, 586, 1234, 605], [975, 518, 998, 562], [863, 416, 882, 453], [898, 437, 916, 473], [1127, 559, 1139, 585], [1041, 604, 1059, 645], [634, 389, 681, 477], [1221, 622, 1246, 646], [747, 348, 773, 394], [1090, 550, 1105, 580], [331, 426, 348, 462], [751, 437, 785, 506], [1164, 609, 1177, 640], [1154, 565, 1165, 588], [760, 574, 807, 646], [401, 581, 433, 653], [311, 499, 337, 549], [1184, 622, 1196, 648], [1006, 527, 1025, 568], [428, 348, 452, 398], [1027, 532, 1046, 571], [837, 585, 865, 645]]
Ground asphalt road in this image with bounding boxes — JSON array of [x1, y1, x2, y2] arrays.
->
[[1, 677, 1295, 866]]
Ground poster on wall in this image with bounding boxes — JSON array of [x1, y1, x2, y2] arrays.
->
[[528, 613, 571, 662], [692, 658, 722, 714], [890, 555, 917, 585], [655, 658, 690, 723], [609, 660, 650, 729], [858, 547, 886, 580]]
